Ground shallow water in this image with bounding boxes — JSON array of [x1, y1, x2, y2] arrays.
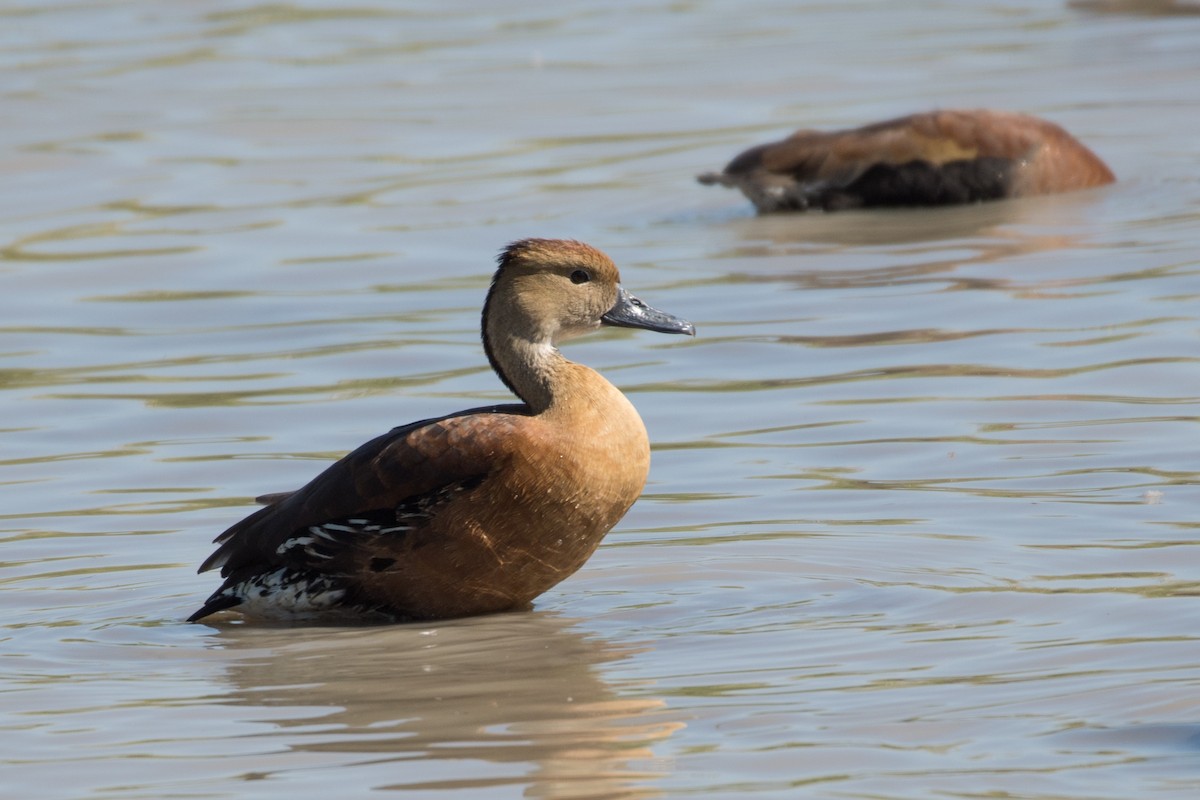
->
[[3, 2, 1200, 798]]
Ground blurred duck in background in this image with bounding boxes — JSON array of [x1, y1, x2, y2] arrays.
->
[[698, 109, 1114, 213]]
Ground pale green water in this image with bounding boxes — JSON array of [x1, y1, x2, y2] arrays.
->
[[3, 2, 1200, 799]]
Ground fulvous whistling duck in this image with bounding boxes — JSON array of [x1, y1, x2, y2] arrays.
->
[[698, 109, 1114, 213], [189, 239, 694, 623]]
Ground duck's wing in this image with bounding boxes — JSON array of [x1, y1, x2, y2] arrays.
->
[[197, 403, 532, 582]]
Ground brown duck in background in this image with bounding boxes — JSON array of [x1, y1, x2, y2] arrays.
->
[[189, 239, 694, 623], [698, 109, 1115, 213]]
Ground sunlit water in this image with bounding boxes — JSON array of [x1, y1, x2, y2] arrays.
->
[[3, 2, 1200, 798]]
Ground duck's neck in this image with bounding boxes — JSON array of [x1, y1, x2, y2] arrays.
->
[[484, 328, 568, 414]]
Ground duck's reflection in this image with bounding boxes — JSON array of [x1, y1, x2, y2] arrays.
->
[[1068, 0, 1200, 17], [722, 191, 1021, 245], [712, 195, 1096, 293], [208, 611, 681, 798]]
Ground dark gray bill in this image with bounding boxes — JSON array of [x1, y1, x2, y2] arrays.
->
[[601, 287, 695, 336]]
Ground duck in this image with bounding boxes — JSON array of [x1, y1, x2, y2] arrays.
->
[[697, 109, 1115, 213], [188, 239, 694, 623]]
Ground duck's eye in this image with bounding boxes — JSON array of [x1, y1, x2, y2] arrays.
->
[[569, 269, 590, 285]]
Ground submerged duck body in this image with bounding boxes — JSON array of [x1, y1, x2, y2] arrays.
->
[[698, 109, 1115, 213], [189, 239, 694, 623]]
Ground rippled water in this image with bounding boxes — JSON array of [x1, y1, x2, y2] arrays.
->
[[4, 2, 1200, 798]]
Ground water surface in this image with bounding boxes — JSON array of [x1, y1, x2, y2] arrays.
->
[[3, 2, 1200, 798]]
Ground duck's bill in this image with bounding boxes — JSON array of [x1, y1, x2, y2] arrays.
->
[[602, 287, 695, 336]]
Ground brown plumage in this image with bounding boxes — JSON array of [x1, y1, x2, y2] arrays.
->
[[189, 239, 694, 623], [697, 109, 1115, 213]]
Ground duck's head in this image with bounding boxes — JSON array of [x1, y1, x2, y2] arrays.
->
[[482, 239, 693, 409], [486, 239, 694, 346]]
